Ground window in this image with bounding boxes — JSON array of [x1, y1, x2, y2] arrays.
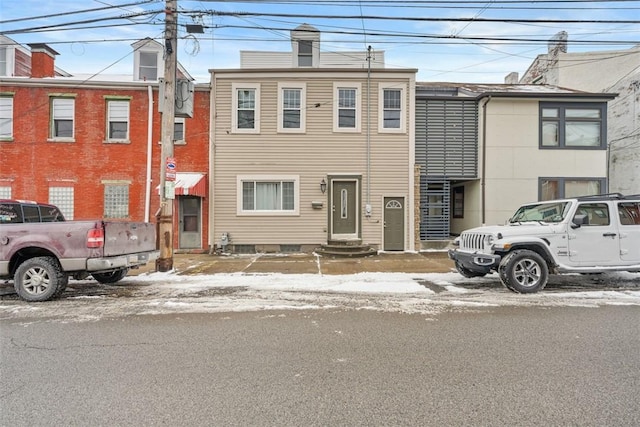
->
[[0, 186, 11, 199], [573, 203, 610, 226], [49, 186, 74, 220], [0, 95, 13, 139], [540, 102, 606, 149], [297, 40, 313, 67], [334, 83, 360, 132], [104, 184, 129, 218], [174, 117, 185, 143], [232, 84, 260, 133], [618, 202, 640, 226], [106, 100, 129, 141], [0, 47, 7, 76], [51, 97, 74, 140], [379, 84, 405, 132], [452, 186, 464, 218], [278, 84, 305, 132], [237, 175, 299, 216], [138, 51, 158, 81], [539, 177, 606, 201]]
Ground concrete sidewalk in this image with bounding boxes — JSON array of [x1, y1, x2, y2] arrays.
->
[[132, 251, 455, 276]]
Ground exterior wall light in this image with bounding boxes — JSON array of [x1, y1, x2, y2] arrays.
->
[[320, 179, 327, 194]]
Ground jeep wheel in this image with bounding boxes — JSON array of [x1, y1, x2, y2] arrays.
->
[[14, 256, 66, 302], [92, 268, 129, 284], [498, 250, 548, 293], [455, 262, 487, 278]]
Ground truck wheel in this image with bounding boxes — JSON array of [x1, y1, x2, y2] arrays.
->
[[92, 268, 129, 284], [14, 256, 66, 302], [454, 262, 487, 278], [498, 250, 548, 293]]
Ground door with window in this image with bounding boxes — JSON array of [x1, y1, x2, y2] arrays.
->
[[178, 196, 201, 249], [330, 180, 358, 239], [384, 197, 405, 251], [568, 202, 619, 265]]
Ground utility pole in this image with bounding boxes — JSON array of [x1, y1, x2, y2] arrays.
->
[[157, 0, 177, 272]]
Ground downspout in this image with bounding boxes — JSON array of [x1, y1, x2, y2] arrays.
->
[[144, 84, 154, 222], [208, 74, 216, 252], [366, 45, 372, 215], [481, 96, 491, 226]]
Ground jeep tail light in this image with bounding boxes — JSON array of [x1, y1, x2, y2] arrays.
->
[[87, 228, 105, 248]]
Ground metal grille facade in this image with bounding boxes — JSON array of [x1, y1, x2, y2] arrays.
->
[[416, 97, 478, 240]]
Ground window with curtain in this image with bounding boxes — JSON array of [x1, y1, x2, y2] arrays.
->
[[282, 88, 301, 129], [237, 89, 256, 129], [242, 180, 295, 212]]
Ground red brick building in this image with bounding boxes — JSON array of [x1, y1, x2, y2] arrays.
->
[[0, 37, 211, 252]]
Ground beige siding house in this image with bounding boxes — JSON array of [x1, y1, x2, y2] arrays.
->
[[209, 25, 417, 253]]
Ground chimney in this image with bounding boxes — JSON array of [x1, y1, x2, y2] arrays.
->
[[504, 72, 519, 84], [27, 43, 59, 78]]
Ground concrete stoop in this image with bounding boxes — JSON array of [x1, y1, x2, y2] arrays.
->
[[315, 239, 377, 258]]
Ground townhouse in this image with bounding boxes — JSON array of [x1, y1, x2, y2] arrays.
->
[[0, 37, 211, 251]]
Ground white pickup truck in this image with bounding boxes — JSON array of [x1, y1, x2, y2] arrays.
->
[[448, 194, 640, 293]]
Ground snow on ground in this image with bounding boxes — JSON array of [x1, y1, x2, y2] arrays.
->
[[1, 270, 639, 323]]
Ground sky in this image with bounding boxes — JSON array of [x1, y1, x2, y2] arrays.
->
[[1, 0, 640, 83]]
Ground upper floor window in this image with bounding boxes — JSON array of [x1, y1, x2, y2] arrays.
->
[[232, 83, 260, 133], [297, 40, 313, 67], [50, 97, 74, 140], [379, 84, 405, 132], [540, 102, 606, 149], [237, 175, 299, 216], [138, 51, 158, 81], [334, 83, 360, 132], [0, 47, 7, 76], [106, 99, 130, 142], [174, 117, 185, 143], [0, 95, 13, 140], [278, 83, 305, 132]]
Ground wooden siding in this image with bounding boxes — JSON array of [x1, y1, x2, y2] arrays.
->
[[211, 73, 414, 248]]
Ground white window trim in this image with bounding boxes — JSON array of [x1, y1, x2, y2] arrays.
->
[[232, 83, 261, 134], [333, 82, 361, 133], [0, 45, 15, 77], [0, 96, 13, 140], [50, 97, 75, 142], [277, 82, 306, 133], [134, 49, 161, 81], [106, 99, 130, 143], [378, 83, 406, 133], [236, 175, 300, 216], [174, 117, 186, 145]]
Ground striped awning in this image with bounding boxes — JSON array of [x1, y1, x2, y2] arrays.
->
[[157, 172, 207, 197]]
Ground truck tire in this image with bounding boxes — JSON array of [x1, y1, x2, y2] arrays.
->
[[92, 268, 129, 284], [498, 249, 549, 293], [454, 262, 487, 278], [14, 256, 66, 302]]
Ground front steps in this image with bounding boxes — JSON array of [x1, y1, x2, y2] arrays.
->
[[315, 239, 377, 258]]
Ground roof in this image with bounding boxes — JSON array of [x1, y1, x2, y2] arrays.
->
[[416, 82, 618, 100]]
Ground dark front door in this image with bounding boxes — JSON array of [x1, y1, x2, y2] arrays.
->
[[384, 197, 405, 251], [331, 180, 358, 239], [178, 196, 201, 249]]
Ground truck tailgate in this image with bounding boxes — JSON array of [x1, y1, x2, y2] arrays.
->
[[102, 222, 157, 257]]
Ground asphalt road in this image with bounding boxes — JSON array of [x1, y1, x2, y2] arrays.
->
[[1, 306, 639, 426]]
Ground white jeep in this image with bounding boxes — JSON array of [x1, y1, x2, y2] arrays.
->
[[448, 194, 640, 293]]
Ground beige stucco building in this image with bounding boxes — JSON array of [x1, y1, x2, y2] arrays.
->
[[517, 32, 640, 195]]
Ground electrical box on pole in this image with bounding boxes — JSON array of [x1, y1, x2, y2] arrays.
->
[[158, 78, 194, 118]]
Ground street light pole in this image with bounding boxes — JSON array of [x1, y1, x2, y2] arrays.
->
[[157, 0, 177, 272]]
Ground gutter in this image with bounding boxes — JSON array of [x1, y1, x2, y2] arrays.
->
[[481, 96, 491, 226]]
